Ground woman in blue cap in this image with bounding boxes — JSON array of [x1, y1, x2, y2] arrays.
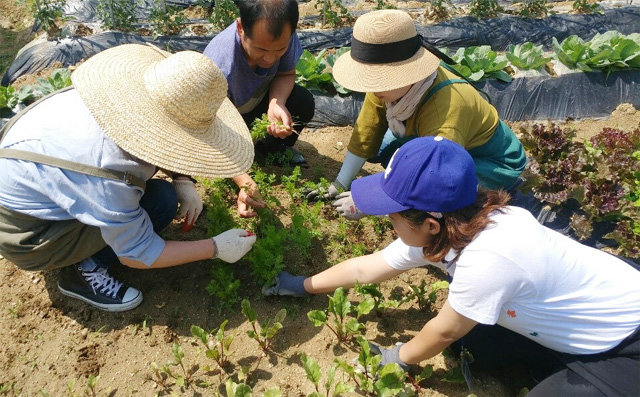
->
[[265, 136, 640, 395]]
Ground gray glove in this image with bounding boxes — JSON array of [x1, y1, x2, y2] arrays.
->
[[262, 271, 310, 297], [368, 342, 410, 373], [305, 180, 344, 202], [332, 191, 365, 220]]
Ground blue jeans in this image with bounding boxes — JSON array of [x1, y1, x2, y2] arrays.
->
[[91, 179, 177, 268]]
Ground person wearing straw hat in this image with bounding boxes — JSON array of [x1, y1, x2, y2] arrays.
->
[[204, 0, 314, 165], [308, 10, 526, 220], [265, 136, 640, 396], [0, 44, 260, 312]]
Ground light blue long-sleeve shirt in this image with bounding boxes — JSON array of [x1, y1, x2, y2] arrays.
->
[[0, 89, 165, 266]]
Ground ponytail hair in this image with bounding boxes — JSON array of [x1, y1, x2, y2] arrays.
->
[[399, 190, 510, 263]]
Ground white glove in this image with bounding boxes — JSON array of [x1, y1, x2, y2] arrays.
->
[[173, 178, 203, 228], [332, 191, 365, 220], [212, 229, 257, 263]]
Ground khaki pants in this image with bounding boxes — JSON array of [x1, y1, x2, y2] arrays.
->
[[0, 205, 106, 271]]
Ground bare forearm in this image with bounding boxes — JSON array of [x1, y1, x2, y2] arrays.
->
[[120, 239, 215, 269], [399, 301, 478, 364], [304, 252, 403, 294], [269, 73, 295, 104]]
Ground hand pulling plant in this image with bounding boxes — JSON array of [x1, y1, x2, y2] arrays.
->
[[241, 299, 286, 355]]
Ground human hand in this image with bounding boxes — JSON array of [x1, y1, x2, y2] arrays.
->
[[305, 180, 344, 202], [368, 342, 409, 373], [173, 178, 203, 231], [262, 271, 309, 297], [267, 100, 293, 138], [332, 191, 365, 220], [211, 229, 257, 263], [237, 183, 266, 218]]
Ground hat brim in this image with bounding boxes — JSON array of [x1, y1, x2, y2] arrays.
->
[[351, 172, 411, 216], [332, 47, 440, 93], [72, 44, 254, 179]]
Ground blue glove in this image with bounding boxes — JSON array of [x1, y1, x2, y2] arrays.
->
[[262, 271, 309, 297], [368, 342, 410, 373]]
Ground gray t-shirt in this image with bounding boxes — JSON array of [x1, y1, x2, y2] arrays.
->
[[203, 23, 302, 113]]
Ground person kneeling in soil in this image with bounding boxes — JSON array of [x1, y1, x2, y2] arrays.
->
[[266, 136, 640, 395], [0, 44, 261, 312], [203, 0, 314, 166], [311, 10, 526, 220]]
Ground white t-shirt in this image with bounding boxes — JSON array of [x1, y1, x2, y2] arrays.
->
[[383, 206, 640, 355]]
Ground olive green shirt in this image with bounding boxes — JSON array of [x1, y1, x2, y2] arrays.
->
[[348, 66, 499, 158]]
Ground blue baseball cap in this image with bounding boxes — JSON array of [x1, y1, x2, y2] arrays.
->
[[351, 136, 478, 215]]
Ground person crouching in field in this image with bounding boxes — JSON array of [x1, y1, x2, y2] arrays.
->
[[265, 136, 640, 395], [0, 44, 260, 312]]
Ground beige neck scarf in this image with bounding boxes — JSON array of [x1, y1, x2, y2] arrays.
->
[[385, 71, 437, 137]]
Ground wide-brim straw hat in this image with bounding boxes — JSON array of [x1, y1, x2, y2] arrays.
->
[[71, 43, 253, 178], [332, 10, 440, 93]]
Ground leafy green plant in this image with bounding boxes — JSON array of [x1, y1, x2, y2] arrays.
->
[[296, 49, 334, 93], [148, 0, 188, 38], [314, 0, 352, 28], [450, 46, 511, 82], [33, 68, 72, 96], [300, 353, 354, 396], [334, 336, 414, 396], [307, 287, 372, 345], [250, 113, 287, 141], [354, 283, 401, 315], [191, 321, 234, 373], [374, 0, 396, 9], [572, 0, 602, 14], [225, 378, 282, 397], [552, 31, 640, 73], [506, 43, 552, 70], [325, 47, 351, 95], [241, 299, 286, 355], [31, 0, 67, 36], [468, 0, 503, 18], [149, 343, 198, 390], [206, 264, 241, 311], [427, 0, 453, 21], [97, 0, 137, 31], [0, 85, 34, 110], [405, 280, 450, 310], [86, 374, 99, 397], [517, 0, 554, 18], [208, 0, 238, 31]]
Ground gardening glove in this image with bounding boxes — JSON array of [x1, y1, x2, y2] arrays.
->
[[262, 271, 309, 297], [305, 180, 344, 201], [369, 342, 410, 373], [211, 229, 257, 263], [332, 191, 365, 221], [173, 178, 203, 230]]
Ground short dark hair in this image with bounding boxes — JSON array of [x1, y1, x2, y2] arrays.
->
[[237, 0, 299, 39]]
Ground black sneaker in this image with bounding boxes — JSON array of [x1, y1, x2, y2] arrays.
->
[[57, 265, 142, 312]]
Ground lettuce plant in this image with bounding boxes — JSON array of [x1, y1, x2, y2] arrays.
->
[[450, 46, 511, 82], [296, 49, 333, 93], [506, 42, 551, 70], [0, 85, 34, 111], [552, 31, 640, 73]]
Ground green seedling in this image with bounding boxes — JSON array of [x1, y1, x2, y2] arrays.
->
[[374, 0, 396, 9], [206, 264, 241, 312], [241, 299, 286, 355], [300, 353, 354, 397], [0, 85, 34, 110], [517, 0, 554, 18], [223, 379, 282, 397], [34, 68, 72, 97], [86, 374, 99, 397], [334, 336, 414, 396], [207, 0, 238, 31], [469, 0, 503, 18], [149, 343, 198, 390], [191, 321, 234, 373], [307, 287, 372, 345], [296, 49, 334, 94], [354, 283, 401, 315], [405, 280, 449, 310], [148, 0, 188, 38], [97, 0, 137, 31], [314, 0, 352, 28], [572, 0, 602, 14], [29, 0, 67, 36]]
